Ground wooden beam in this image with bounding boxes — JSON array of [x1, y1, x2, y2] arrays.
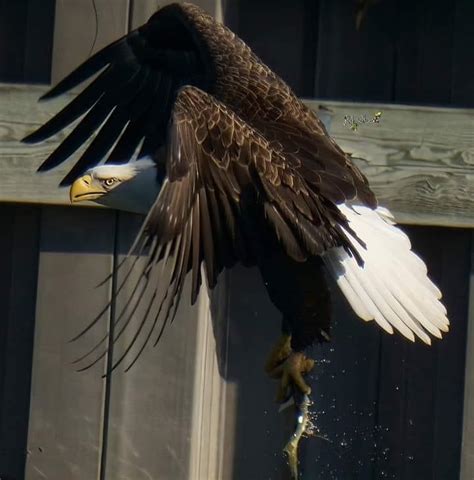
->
[[306, 99, 474, 228], [0, 82, 473, 228], [0, 83, 75, 206]]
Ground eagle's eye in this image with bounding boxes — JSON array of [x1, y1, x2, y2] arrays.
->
[[104, 178, 117, 187]]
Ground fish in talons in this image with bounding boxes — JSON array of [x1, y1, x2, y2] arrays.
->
[[280, 390, 312, 480], [266, 334, 315, 479]]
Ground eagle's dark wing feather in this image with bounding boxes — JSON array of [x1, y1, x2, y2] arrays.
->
[[77, 86, 363, 373], [250, 106, 376, 209], [22, 4, 215, 185]]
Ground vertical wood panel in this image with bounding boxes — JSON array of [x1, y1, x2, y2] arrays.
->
[[23, 0, 56, 83], [300, 289, 381, 479], [0, 0, 55, 83], [103, 212, 198, 480], [0, 0, 28, 82], [314, 0, 397, 102], [51, 0, 130, 83], [394, 0, 456, 105], [233, 0, 316, 96], [461, 232, 474, 480], [451, 0, 474, 107], [220, 265, 291, 480], [25, 207, 115, 480], [0, 205, 40, 479], [129, 0, 160, 29], [431, 229, 470, 480], [375, 227, 470, 480]]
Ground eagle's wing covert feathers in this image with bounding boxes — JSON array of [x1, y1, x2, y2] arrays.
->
[[78, 86, 366, 373]]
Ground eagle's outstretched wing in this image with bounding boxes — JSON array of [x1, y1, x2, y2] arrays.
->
[[23, 4, 215, 185]]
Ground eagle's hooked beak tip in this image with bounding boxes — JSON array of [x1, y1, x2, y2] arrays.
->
[[69, 174, 93, 204]]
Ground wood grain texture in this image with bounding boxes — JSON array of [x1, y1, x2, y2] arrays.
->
[[51, 0, 130, 84], [306, 99, 474, 227], [1, 83, 473, 227], [0, 83, 78, 205]]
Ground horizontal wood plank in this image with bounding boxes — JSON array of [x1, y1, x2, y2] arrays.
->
[[0, 83, 473, 227], [305, 99, 474, 227]]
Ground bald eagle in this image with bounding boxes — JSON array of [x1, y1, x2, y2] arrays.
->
[[24, 2, 448, 400]]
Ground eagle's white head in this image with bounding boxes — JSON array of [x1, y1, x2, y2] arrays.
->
[[69, 158, 160, 214]]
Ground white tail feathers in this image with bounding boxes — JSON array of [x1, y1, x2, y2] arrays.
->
[[323, 204, 449, 345]]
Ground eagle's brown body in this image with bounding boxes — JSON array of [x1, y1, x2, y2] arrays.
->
[[172, 4, 375, 349]]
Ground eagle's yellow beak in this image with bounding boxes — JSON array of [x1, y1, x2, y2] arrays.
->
[[69, 174, 104, 203]]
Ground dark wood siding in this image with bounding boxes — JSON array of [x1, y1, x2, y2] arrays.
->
[[230, 0, 474, 107], [0, 0, 55, 83], [0, 205, 40, 480]]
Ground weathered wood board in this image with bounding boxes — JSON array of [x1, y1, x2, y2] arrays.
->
[[25, 207, 115, 480], [1, 83, 473, 227], [305, 99, 474, 228], [102, 212, 200, 480], [51, 0, 131, 84]]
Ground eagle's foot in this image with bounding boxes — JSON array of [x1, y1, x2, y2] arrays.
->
[[268, 351, 315, 403], [264, 334, 292, 375]]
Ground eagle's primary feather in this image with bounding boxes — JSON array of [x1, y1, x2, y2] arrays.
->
[[24, 2, 447, 376]]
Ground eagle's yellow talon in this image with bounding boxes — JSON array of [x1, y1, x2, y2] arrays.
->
[[270, 351, 314, 403]]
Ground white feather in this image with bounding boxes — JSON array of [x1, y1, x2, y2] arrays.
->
[[323, 204, 448, 344]]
